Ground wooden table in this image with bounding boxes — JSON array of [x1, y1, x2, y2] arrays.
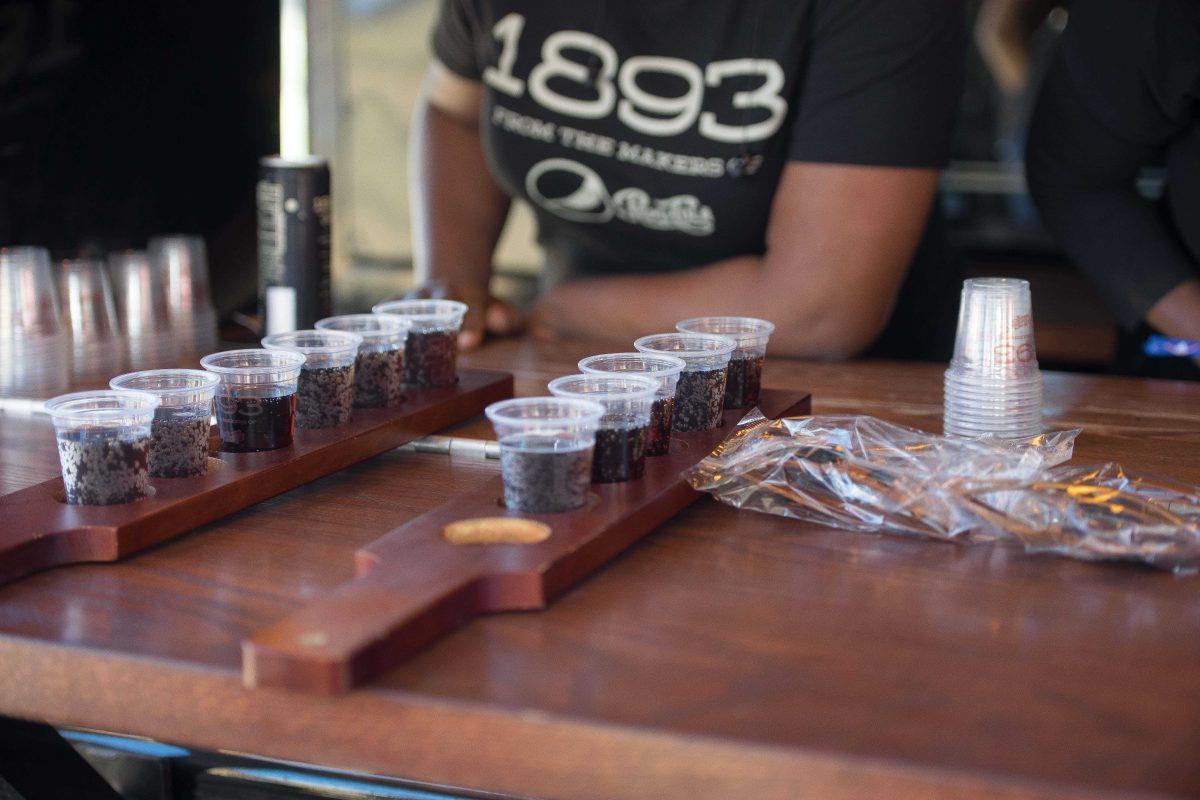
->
[[1, 338, 1198, 800]]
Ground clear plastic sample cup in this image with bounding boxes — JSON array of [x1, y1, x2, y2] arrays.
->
[[262, 330, 362, 429], [944, 277, 1043, 439], [950, 278, 1039, 378], [634, 333, 736, 432], [45, 389, 160, 505], [316, 313, 411, 408], [486, 397, 605, 513], [371, 299, 468, 388], [676, 317, 775, 409], [577, 353, 685, 458], [548, 374, 657, 483], [110, 369, 219, 478], [201, 349, 305, 452]]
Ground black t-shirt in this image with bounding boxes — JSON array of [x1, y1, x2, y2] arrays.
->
[[1026, 0, 1200, 331], [433, 0, 963, 291]]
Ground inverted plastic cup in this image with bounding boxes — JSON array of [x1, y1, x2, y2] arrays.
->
[[110, 369, 219, 478], [109, 249, 177, 369], [578, 353, 686, 456], [486, 397, 605, 513], [45, 389, 160, 505], [317, 314, 411, 408], [634, 333, 736, 432], [950, 278, 1038, 378], [201, 349, 305, 452], [0, 247, 70, 397], [372, 299, 467, 388], [262, 330, 362, 429], [548, 374, 657, 483], [676, 316, 774, 408]]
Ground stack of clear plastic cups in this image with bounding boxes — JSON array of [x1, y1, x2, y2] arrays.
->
[[371, 299, 467, 388], [111, 369, 219, 478], [60, 258, 126, 386], [548, 374, 657, 483], [262, 330, 362, 429], [634, 333, 736, 432], [45, 389, 159, 505], [577, 353, 686, 457], [943, 277, 1043, 439], [675, 317, 775, 409], [0, 246, 70, 398], [316, 314, 411, 408], [486, 397, 604, 513], [108, 250, 178, 369], [149, 235, 218, 357], [201, 349, 305, 452]]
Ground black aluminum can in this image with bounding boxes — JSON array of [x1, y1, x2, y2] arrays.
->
[[256, 156, 331, 334]]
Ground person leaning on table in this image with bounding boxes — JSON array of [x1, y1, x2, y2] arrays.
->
[[1025, 0, 1200, 376], [410, 0, 964, 359]]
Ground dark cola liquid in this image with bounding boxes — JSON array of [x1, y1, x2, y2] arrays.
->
[[56, 433, 151, 505], [646, 396, 675, 456], [673, 367, 728, 432], [500, 439, 592, 513], [592, 425, 649, 483], [724, 355, 764, 409], [404, 330, 458, 388], [354, 348, 404, 407], [215, 393, 297, 452]]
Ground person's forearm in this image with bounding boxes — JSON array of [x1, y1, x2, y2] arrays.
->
[[410, 95, 510, 295], [534, 163, 935, 359], [1147, 279, 1200, 342], [533, 254, 890, 359]]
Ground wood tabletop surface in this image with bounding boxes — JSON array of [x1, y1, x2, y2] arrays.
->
[[1, 337, 1198, 800]]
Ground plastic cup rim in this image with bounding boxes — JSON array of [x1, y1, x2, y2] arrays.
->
[[675, 316, 775, 342], [262, 329, 363, 356], [634, 333, 737, 359], [110, 368, 220, 396], [316, 313, 412, 340], [485, 396, 606, 427], [547, 373, 659, 403], [200, 348, 307, 374], [371, 299, 468, 323], [44, 388, 161, 423], [577, 352, 686, 377]]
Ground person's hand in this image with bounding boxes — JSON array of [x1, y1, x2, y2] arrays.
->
[[402, 281, 523, 350]]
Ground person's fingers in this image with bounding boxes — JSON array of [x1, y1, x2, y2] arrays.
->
[[526, 306, 561, 342], [456, 290, 488, 351], [485, 297, 524, 336]]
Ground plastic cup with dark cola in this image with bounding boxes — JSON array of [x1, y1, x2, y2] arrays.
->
[[548, 373, 657, 483], [110, 369, 219, 478], [45, 389, 160, 505], [485, 397, 604, 513], [634, 333, 736, 432], [371, 299, 467, 389], [577, 353, 685, 457], [675, 317, 775, 409], [262, 330, 362, 429], [200, 349, 305, 452], [315, 313, 411, 408]]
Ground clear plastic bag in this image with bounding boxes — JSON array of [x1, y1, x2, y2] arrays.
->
[[684, 414, 1200, 573]]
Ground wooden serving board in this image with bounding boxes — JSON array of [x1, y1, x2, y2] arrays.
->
[[243, 388, 812, 694], [0, 368, 513, 586]]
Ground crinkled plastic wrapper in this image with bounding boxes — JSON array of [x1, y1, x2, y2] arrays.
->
[[684, 414, 1200, 574]]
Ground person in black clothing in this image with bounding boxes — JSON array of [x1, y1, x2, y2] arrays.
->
[[412, 0, 965, 358], [1025, 0, 1200, 372]]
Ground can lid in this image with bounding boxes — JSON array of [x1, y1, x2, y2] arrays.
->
[[260, 155, 329, 168]]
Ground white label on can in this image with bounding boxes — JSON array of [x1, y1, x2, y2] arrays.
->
[[266, 286, 297, 335]]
